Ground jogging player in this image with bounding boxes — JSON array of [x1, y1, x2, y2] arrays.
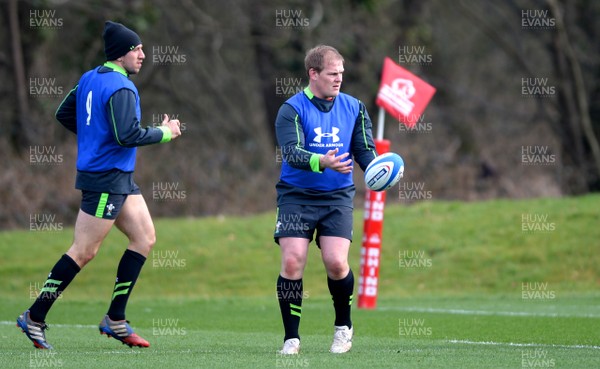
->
[[16, 21, 181, 349], [274, 45, 377, 354]]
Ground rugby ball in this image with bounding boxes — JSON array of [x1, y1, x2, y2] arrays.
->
[[364, 153, 404, 191]]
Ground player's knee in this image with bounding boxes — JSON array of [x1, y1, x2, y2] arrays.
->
[[125, 229, 156, 258], [77, 253, 96, 267], [68, 246, 99, 267], [146, 230, 157, 248], [282, 254, 305, 277], [137, 230, 156, 253], [325, 259, 349, 279]]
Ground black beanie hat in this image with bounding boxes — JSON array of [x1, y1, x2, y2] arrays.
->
[[103, 21, 142, 61]]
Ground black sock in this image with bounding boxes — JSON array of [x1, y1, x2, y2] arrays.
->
[[29, 254, 81, 323], [277, 275, 303, 341], [327, 269, 354, 328], [107, 249, 146, 321]]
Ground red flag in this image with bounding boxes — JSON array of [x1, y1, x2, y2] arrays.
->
[[376, 57, 436, 128]]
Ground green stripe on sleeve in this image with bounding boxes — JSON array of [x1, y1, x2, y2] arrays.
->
[[95, 193, 109, 218], [360, 104, 377, 158], [309, 154, 323, 173], [292, 113, 320, 171], [108, 98, 124, 146], [158, 126, 172, 143], [55, 85, 78, 118], [293, 115, 302, 150]]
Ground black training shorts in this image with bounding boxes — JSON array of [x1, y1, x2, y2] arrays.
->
[[80, 186, 141, 220], [274, 204, 353, 247]]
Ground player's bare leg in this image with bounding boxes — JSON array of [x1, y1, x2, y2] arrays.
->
[[115, 194, 156, 257], [280, 237, 309, 280], [99, 194, 155, 347], [67, 210, 116, 267], [277, 237, 310, 354], [320, 236, 350, 279], [320, 236, 354, 353]]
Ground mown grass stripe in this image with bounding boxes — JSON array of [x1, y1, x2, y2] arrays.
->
[[445, 339, 600, 350], [377, 306, 600, 318]]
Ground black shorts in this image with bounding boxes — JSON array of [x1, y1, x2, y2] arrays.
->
[[80, 186, 141, 220], [274, 204, 353, 247]]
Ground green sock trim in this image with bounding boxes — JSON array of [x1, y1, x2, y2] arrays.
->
[[40, 278, 63, 293], [111, 281, 133, 301], [114, 282, 133, 290], [290, 303, 302, 317]]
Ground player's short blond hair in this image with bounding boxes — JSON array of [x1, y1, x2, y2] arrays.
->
[[304, 45, 344, 76]]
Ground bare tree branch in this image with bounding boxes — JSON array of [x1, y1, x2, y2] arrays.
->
[[548, 0, 600, 178], [7, 0, 29, 149]]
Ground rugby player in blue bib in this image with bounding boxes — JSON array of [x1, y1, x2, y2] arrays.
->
[[17, 21, 181, 349], [274, 45, 377, 354]]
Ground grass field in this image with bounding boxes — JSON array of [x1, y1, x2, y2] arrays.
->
[[1, 195, 599, 368]]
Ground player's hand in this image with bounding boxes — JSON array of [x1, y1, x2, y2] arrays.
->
[[319, 148, 353, 174], [162, 113, 182, 139]]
